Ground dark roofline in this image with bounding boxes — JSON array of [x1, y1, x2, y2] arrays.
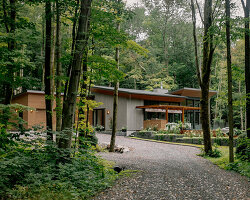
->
[[92, 86, 187, 99], [12, 90, 64, 100], [170, 87, 217, 94]]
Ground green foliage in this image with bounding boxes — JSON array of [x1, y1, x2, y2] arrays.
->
[[225, 161, 250, 178], [0, 104, 32, 153], [0, 131, 116, 199], [95, 125, 105, 132], [235, 136, 250, 161], [200, 144, 222, 158], [233, 128, 244, 136]]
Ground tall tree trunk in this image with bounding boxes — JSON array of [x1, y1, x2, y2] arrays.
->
[[42, 16, 45, 90], [200, 0, 214, 154], [2, 0, 16, 105], [55, 0, 62, 133], [239, 81, 244, 130], [110, 22, 121, 152], [191, 0, 214, 154], [59, 0, 92, 149], [45, 0, 53, 139], [79, 53, 88, 139], [50, 3, 56, 101], [63, 0, 79, 103], [241, 0, 250, 138], [226, 0, 234, 163]]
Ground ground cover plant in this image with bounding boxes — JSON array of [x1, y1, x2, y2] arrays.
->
[[0, 131, 117, 200], [0, 106, 117, 200]]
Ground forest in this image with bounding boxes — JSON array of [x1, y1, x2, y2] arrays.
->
[[0, 0, 249, 199]]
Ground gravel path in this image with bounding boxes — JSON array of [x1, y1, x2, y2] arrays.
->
[[93, 134, 249, 200]]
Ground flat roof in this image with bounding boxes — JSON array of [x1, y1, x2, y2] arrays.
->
[[170, 87, 217, 98], [92, 86, 185, 98], [91, 86, 187, 102], [136, 105, 200, 110]]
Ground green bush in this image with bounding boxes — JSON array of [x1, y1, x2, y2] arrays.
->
[[235, 136, 250, 161], [226, 161, 250, 178], [0, 140, 116, 199], [200, 144, 222, 158]]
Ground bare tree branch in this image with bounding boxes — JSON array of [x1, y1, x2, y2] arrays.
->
[[241, 0, 246, 11], [195, 0, 204, 25], [191, 0, 202, 86]]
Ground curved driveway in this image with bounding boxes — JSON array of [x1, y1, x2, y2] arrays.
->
[[94, 134, 249, 200]]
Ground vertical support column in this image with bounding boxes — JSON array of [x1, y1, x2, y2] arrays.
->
[[165, 108, 168, 123], [182, 108, 185, 123]]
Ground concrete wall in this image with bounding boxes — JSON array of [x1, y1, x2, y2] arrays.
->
[[126, 98, 143, 131], [93, 93, 128, 131], [93, 93, 144, 132]]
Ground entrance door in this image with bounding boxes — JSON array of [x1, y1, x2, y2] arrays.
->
[[93, 109, 105, 128]]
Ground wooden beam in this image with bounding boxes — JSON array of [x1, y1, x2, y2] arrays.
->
[[166, 108, 168, 123], [182, 108, 185, 123], [136, 104, 200, 110]]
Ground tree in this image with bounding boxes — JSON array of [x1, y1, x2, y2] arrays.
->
[[1, 0, 16, 105], [191, 0, 216, 154], [241, 0, 250, 138], [110, 0, 122, 152], [55, 0, 63, 132], [59, 0, 92, 149], [44, 0, 53, 139], [225, 0, 234, 162]]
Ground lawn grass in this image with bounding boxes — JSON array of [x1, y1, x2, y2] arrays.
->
[[204, 146, 250, 178]]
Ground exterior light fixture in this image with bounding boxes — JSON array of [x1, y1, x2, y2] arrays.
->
[[107, 110, 110, 114], [30, 110, 33, 113]]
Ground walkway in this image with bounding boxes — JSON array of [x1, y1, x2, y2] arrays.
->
[[93, 134, 249, 200]]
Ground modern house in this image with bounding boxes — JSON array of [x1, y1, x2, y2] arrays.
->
[[91, 86, 217, 135], [10, 86, 216, 134]]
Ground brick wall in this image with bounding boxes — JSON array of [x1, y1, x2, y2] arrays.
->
[[143, 120, 167, 130]]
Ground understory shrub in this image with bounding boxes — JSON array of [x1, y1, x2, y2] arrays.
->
[[0, 133, 116, 200], [225, 161, 250, 178], [200, 144, 222, 158], [235, 135, 250, 161]]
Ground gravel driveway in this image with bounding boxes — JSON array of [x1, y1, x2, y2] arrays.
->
[[93, 134, 249, 200]]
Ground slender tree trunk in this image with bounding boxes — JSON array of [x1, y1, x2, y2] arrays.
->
[[241, 0, 250, 138], [110, 22, 120, 152], [50, 4, 56, 106], [191, 0, 214, 153], [2, 0, 16, 105], [78, 17, 90, 139], [200, 0, 214, 154], [59, 0, 92, 149], [42, 16, 45, 90], [226, 0, 234, 163], [191, 0, 201, 86], [239, 82, 244, 130], [45, 0, 53, 139], [55, 0, 62, 133], [63, 0, 79, 103]]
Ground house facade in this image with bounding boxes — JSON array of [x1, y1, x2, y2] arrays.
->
[[11, 86, 216, 134], [91, 86, 217, 135]]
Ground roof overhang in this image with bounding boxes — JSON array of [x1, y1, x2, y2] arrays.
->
[[91, 87, 186, 102], [170, 87, 217, 98], [136, 105, 200, 110]]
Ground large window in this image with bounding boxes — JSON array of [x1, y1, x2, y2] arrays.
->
[[144, 112, 165, 120]]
